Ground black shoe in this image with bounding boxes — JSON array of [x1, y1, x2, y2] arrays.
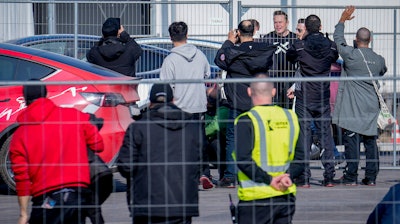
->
[[217, 177, 236, 188], [333, 176, 357, 186], [322, 178, 334, 187], [361, 178, 376, 186]]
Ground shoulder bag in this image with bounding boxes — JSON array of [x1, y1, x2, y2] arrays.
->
[[358, 49, 395, 130]]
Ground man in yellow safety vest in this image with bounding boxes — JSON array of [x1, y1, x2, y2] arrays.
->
[[234, 73, 300, 223]]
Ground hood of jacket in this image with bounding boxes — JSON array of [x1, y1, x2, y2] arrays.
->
[[224, 42, 276, 74], [170, 44, 198, 62], [148, 103, 193, 130], [98, 36, 127, 60], [17, 98, 56, 124], [303, 33, 333, 58]]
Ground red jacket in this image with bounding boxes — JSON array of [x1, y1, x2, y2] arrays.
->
[[10, 98, 104, 197]]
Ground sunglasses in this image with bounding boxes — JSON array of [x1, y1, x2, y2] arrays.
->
[[296, 28, 303, 32]]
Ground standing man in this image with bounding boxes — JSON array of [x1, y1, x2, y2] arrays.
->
[[332, 6, 387, 186], [117, 84, 201, 223], [87, 17, 143, 77], [214, 20, 276, 187], [160, 21, 213, 189], [261, 10, 297, 109], [287, 14, 339, 187], [10, 80, 104, 224], [235, 73, 299, 224]]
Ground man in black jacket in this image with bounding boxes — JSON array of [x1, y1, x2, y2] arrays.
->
[[214, 20, 276, 187], [87, 17, 142, 77], [287, 14, 339, 187], [117, 84, 201, 223]]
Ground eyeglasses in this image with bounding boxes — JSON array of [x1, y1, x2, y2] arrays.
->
[[296, 28, 303, 33]]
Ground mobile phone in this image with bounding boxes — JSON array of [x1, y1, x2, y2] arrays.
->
[[353, 40, 358, 48]]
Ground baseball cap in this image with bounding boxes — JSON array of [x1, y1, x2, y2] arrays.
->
[[149, 84, 173, 103]]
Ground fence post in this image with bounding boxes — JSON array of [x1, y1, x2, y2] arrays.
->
[[48, 0, 56, 34], [393, 8, 398, 167]]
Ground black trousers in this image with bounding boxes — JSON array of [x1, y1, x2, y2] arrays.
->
[[87, 173, 114, 224], [30, 187, 89, 224], [237, 194, 296, 224], [133, 216, 192, 224], [342, 129, 379, 181], [289, 99, 335, 180]]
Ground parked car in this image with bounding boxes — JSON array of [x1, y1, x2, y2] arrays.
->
[[6, 35, 223, 108], [0, 43, 140, 190], [5, 34, 169, 79]]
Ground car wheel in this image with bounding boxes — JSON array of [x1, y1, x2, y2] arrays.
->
[[0, 135, 16, 191]]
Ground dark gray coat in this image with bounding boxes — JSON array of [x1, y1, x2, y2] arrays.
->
[[332, 23, 387, 136]]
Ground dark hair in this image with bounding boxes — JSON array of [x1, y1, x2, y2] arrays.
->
[[305, 14, 321, 33], [249, 19, 260, 30], [168, 21, 188, 42], [273, 10, 288, 21], [23, 79, 47, 106], [238, 20, 254, 37], [356, 27, 371, 44], [297, 18, 305, 24]]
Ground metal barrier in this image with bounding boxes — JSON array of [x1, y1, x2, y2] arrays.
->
[[0, 1, 399, 168]]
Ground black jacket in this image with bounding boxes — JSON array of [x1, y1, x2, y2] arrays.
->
[[117, 103, 201, 217], [87, 31, 143, 77], [214, 40, 276, 111], [287, 32, 338, 102]]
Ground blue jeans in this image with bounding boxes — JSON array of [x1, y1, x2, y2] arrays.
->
[[223, 108, 242, 178]]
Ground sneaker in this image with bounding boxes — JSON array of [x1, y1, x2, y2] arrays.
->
[[322, 178, 334, 187], [361, 178, 376, 186], [200, 175, 215, 190], [333, 176, 357, 186], [217, 177, 236, 188]]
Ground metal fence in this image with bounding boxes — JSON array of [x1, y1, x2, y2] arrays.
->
[[0, 1, 399, 169]]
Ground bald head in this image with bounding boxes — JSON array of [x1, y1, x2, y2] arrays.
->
[[238, 20, 254, 37], [248, 74, 276, 106], [356, 27, 371, 45]]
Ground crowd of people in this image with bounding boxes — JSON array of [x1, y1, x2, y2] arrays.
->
[[8, 5, 398, 224]]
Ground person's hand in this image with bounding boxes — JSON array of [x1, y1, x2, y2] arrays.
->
[[270, 173, 291, 191], [280, 175, 293, 190], [18, 214, 29, 224], [228, 29, 238, 44], [339, 6, 355, 23], [287, 87, 295, 99], [117, 25, 125, 37]]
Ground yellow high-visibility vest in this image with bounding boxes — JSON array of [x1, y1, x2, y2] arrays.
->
[[234, 105, 300, 201]]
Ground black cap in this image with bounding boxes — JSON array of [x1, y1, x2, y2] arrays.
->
[[150, 84, 173, 103], [102, 18, 120, 37], [23, 79, 47, 105]]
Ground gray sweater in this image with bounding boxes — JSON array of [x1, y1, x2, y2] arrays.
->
[[332, 22, 387, 136], [160, 43, 210, 113]]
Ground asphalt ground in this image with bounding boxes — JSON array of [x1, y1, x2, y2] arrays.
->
[[0, 165, 398, 224]]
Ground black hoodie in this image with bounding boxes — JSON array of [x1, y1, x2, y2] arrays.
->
[[214, 40, 276, 111], [287, 32, 338, 102], [117, 103, 201, 217], [87, 31, 143, 77]]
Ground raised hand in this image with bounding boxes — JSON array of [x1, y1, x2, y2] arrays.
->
[[339, 5, 356, 23]]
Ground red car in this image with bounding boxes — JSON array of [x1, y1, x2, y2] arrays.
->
[[0, 43, 140, 190]]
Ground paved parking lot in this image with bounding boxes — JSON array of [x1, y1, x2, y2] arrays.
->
[[0, 168, 398, 224]]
